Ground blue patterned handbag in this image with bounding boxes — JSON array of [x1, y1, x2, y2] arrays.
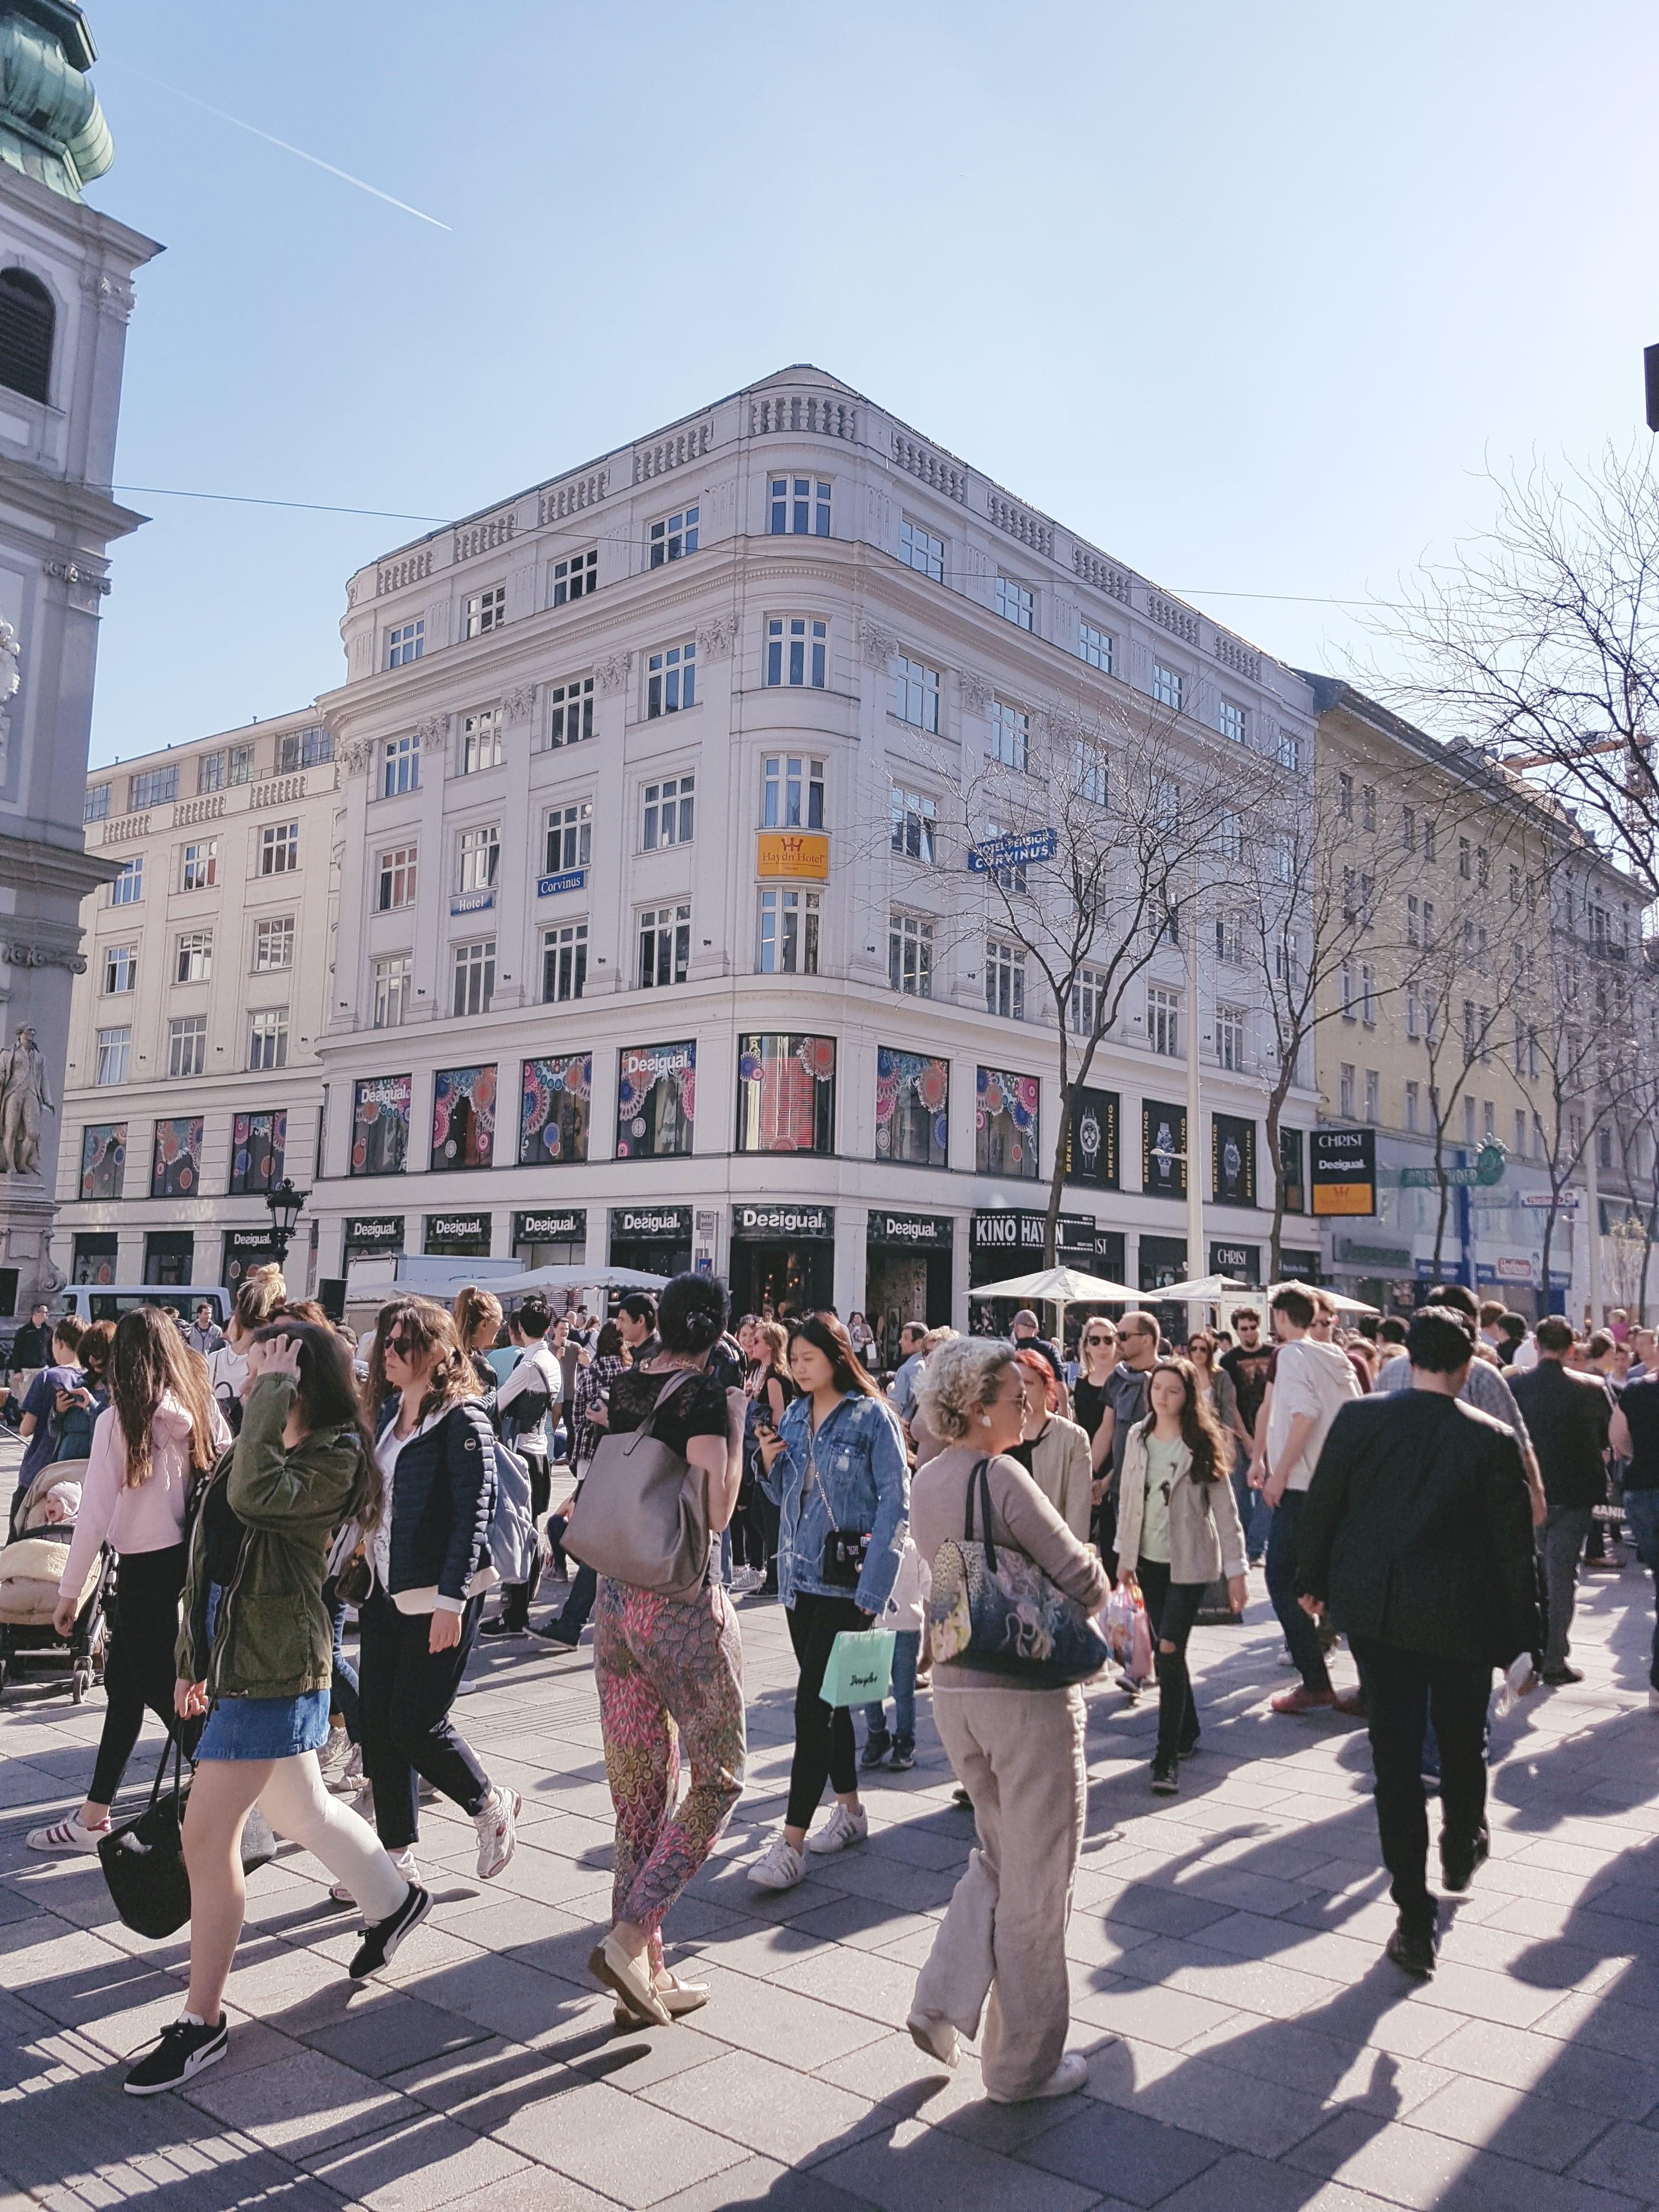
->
[[926, 1457, 1109, 1686]]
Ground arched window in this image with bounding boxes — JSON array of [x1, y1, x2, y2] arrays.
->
[[0, 270, 54, 405]]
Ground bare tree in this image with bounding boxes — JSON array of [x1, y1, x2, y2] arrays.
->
[[1607, 1020, 1659, 1321]]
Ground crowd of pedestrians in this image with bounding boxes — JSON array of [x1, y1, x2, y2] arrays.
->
[[9, 1262, 1654, 2103]]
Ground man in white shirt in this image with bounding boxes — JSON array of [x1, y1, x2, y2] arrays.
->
[[1260, 1283, 1361, 1716], [481, 1296, 562, 1639], [887, 1323, 928, 1428]]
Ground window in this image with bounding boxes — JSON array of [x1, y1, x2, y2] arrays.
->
[[1215, 913, 1242, 966], [890, 787, 937, 862], [228, 1110, 286, 1197], [1072, 738, 1109, 806], [766, 616, 827, 688], [277, 727, 332, 772], [129, 765, 178, 811], [1402, 805, 1415, 851], [95, 1025, 131, 1085], [988, 698, 1029, 770], [377, 844, 417, 911], [229, 743, 254, 785], [1421, 898, 1435, 948], [103, 943, 137, 995], [985, 821, 1028, 895], [174, 930, 212, 984], [1079, 620, 1113, 674], [1463, 1096, 1477, 1144], [84, 783, 111, 823], [254, 916, 294, 972], [1276, 929, 1301, 990], [1341, 960, 1357, 1019], [180, 840, 217, 892], [1463, 998, 1477, 1058], [247, 1009, 289, 1071], [1365, 1070, 1381, 1123], [1152, 662, 1183, 711], [1599, 1123, 1615, 1171], [769, 477, 831, 537], [1406, 1080, 1420, 1132], [889, 911, 932, 996], [1148, 984, 1180, 1057], [1277, 729, 1306, 774], [542, 919, 588, 1002], [977, 1066, 1040, 1178], [387, 619, 424, 668], [1361, 962, 1377, 1026], [1477, 845, 1489, 890], [986, 938, 1025, 1020], [995, 574, 1034, 630], [1071, 964, 1110, 1033], [381, 732, 419, 797], [1509, 863, 1521, 905], [1219, 698, 1248, 746], [373, 953, 412, 1029], [110, 857, 142, 906], [1533, 1113, 1545, 1160], [646, 640, 695, 715], [452, 937, 495, 1017], [460, 708, 503, 775], [464, 584, 506, 638], [763, 755, 826, 832], [196, 753, 223, 795], [1459, 836, 1472, 880], [1407, 895, 1419, 947], [879, 1048, 949, 1166], [1407, 987, 1421, 1040], [736, 1034, 836, 1155], [168, 1014, 206, 1078], [1479, 1006, 1492, 1062], [1217, 808, 1244, 863], [456, 823, 500, 895], [758, 887, 819, 975], [648, 506, 698, 565], [545, 800, 592, 873], [259, 822, 298, 875], [1338, 772, 1353, 820], [1423, 818, 1437, 863], [0, 267, 54, 404], [891, 653, 939, 730], [1272, 834, 1294, 884], [1361, 785, 1376, 832], [551, 548, 597, 604], [546, 675, 594, 748], [899, 516, 944, 581], [638, 904, 690, 988], [1216, 1003, 1245, 1071], [641, 775, 695, 850], [1485, 1098, 1498, 1144], [1339, 1063, 1356, 1119]]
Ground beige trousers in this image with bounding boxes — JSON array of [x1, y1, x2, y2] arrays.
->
[[913, 1682, 1086, 2099]]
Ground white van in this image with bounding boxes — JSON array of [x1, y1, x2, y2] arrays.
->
[[59, 1284, 232, 1330]]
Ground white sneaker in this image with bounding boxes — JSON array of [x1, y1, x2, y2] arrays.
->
[[988, 2050, 1088, 2104], [808, 1802, 868, 1855], [330, 1742, 364, 1794], [475, 1788, 521, 1880], [334, 1847, 417, 1904], [317, 1730, 352, 1784], [747, 1835, 805, 1891], [26, 1813, 109, 1855]]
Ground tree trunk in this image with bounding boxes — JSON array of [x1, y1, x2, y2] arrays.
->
[[1539, 1201, 1556, 1318], [1263, 1063, 1295, 1284]]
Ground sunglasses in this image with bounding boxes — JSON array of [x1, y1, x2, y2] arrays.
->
[[386, 1334, 419, 1359]]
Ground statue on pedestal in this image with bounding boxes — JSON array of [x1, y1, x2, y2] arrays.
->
[[0, 1025, 54, 1175]]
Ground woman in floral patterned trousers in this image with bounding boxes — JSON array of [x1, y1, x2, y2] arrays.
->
[[585, 1275, 747, 2029]]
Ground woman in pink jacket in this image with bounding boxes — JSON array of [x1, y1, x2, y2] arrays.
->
[[27, 1308, 228, 1854]]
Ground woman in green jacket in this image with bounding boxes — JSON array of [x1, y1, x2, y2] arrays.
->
[[124, 1322, 431, 2098]]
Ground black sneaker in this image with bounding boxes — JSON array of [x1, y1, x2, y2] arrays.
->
[[531, 1619, 581, 1647], [1150, 1752, 1180, 1795], [889, 1739, 916, 1771], [1176, 1733, 1200, 1759], [349, 1882, 432, 1980], [1439, 1825, 1490, 1895], [1542, 1664, 1584, 1686], [124, 2016, 229, 2096], [1385, 1916, 1437, 1978], [479, 1616, 527, 1640], [860, 1732, 892, 1770]]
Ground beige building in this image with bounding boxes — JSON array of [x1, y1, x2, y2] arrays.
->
[[53, 707, 338, 1291]]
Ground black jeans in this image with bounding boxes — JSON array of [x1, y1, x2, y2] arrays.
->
[[785, 1591, 867, 1830], [551, 1555, 597, 1637], [357, 1588, 492, 1851], [323, 1576, 360, 1739], [1135, 1559, 1204, 1759], [1351, 1635, 1491, 1933], [91, 1543, 188, 1805], [1266, 1489, 1331, 1692], [499, 1451, 550, 1629]]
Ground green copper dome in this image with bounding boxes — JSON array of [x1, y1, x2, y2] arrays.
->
[[0, 3, 110, 201]]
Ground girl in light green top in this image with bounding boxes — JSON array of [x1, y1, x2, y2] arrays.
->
[[1116, 1357, 1248, 1796]]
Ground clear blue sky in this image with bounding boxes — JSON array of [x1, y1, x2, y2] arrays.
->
[[80, 0, 1659, 767]]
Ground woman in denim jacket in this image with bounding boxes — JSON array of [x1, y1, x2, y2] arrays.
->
[[748, 1312, 909, 1892]]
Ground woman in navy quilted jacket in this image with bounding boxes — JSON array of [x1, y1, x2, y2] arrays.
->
[[354, 1298, 520, 1887]]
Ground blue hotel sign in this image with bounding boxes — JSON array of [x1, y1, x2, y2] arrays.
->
[[968, 827, 1058, 872], [450, 888, 494, 917], [537, 868, 588, 899]]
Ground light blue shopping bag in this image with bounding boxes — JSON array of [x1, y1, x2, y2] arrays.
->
[[819, 1628, 895, 1709]]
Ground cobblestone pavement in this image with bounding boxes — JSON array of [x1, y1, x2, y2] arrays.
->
[[4, 1452, 1659, 2212]]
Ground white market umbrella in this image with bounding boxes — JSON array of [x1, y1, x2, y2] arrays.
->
[[1139, 1273, 1254, 1305], [970, 1264, 1142, 1307], [484, 1262, 668, 1296], [1267, 1281, 1379, 1316]]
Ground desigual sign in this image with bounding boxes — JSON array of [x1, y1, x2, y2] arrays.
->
[[867, 1211, 953, 1248], [513, 1209, 584, 1244], [732, 1205, 834, 1240], [343, 1215, 404, 1248], [613, 1207, 691, 1239], [425, 1213, 489, 1247]]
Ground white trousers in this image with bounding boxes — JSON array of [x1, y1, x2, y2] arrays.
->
[[257, 1751, 407, 1921]]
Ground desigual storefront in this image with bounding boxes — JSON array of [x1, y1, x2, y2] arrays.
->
[[610, 1203, 692, 1280], [864, 1211, 953, 1361], [727, 1203, 834, 1319]]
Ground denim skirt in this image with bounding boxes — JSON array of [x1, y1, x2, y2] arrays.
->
[[194, 1580, 331, 1762]]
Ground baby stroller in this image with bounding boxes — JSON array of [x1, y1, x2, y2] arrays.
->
[[0, 1457, 110, 1702]]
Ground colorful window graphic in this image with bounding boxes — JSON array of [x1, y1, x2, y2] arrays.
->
[[150, 1116, 204, 1200], [79, 1122, 126, 1201], [520, 1053, 592, 1165], [431, 1065, 496, 1171], [617, 1041, 695, 1160], [351, 1075, 412, 1177], [228, 1110, 286, 1196], [876, 1049, 949, 1167], [736, 1035, 836, 1155], [975, 1067, 1040, 1179]]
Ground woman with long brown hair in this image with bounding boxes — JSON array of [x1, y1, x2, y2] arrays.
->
[[748, 1312, 909, 1892], [1116, 1356, 1248, 1794], [29, 1307, 228, 1855], [122, 1322, 431, 2094], [353, 1299, 519, 1884]]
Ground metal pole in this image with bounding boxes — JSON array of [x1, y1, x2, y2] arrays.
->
[[1586, 1131, 1602, 1325], [1186, 904, 1204, 1342]]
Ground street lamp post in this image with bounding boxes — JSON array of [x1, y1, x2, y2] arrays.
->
[[264, 1178, 308, 1269]]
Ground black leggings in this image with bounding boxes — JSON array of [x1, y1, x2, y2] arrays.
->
[[785, 1592, 867, 1830], [91, 1544, 187, 1806], [357, 1588, 492, 1852], [1136, 1559, 1203, 1759]]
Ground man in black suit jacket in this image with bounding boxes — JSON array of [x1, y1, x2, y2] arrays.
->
[[1297, 1308, 1541, 1977]]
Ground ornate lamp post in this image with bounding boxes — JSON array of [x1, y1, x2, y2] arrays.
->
[[263, 1178, 308, 1268]]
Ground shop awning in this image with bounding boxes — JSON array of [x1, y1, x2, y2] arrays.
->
[[484, 1262, 669, 1295]]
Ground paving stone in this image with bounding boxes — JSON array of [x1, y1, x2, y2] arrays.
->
[[306, 2114, 531, 2210], [642, 2047, 892, 2168], [182, 2046, 417, 2155], [1013, 2096, 1226, 2205], [494, 2074, 749, 2205]]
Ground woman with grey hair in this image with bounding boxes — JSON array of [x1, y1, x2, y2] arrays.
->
[[904, 1336, 1109, 2104]]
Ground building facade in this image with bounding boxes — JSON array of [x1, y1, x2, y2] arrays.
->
[[52, 708, 338, 1291], [0, 1, 159, 1322], [304, 365, 1321, 1346]]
